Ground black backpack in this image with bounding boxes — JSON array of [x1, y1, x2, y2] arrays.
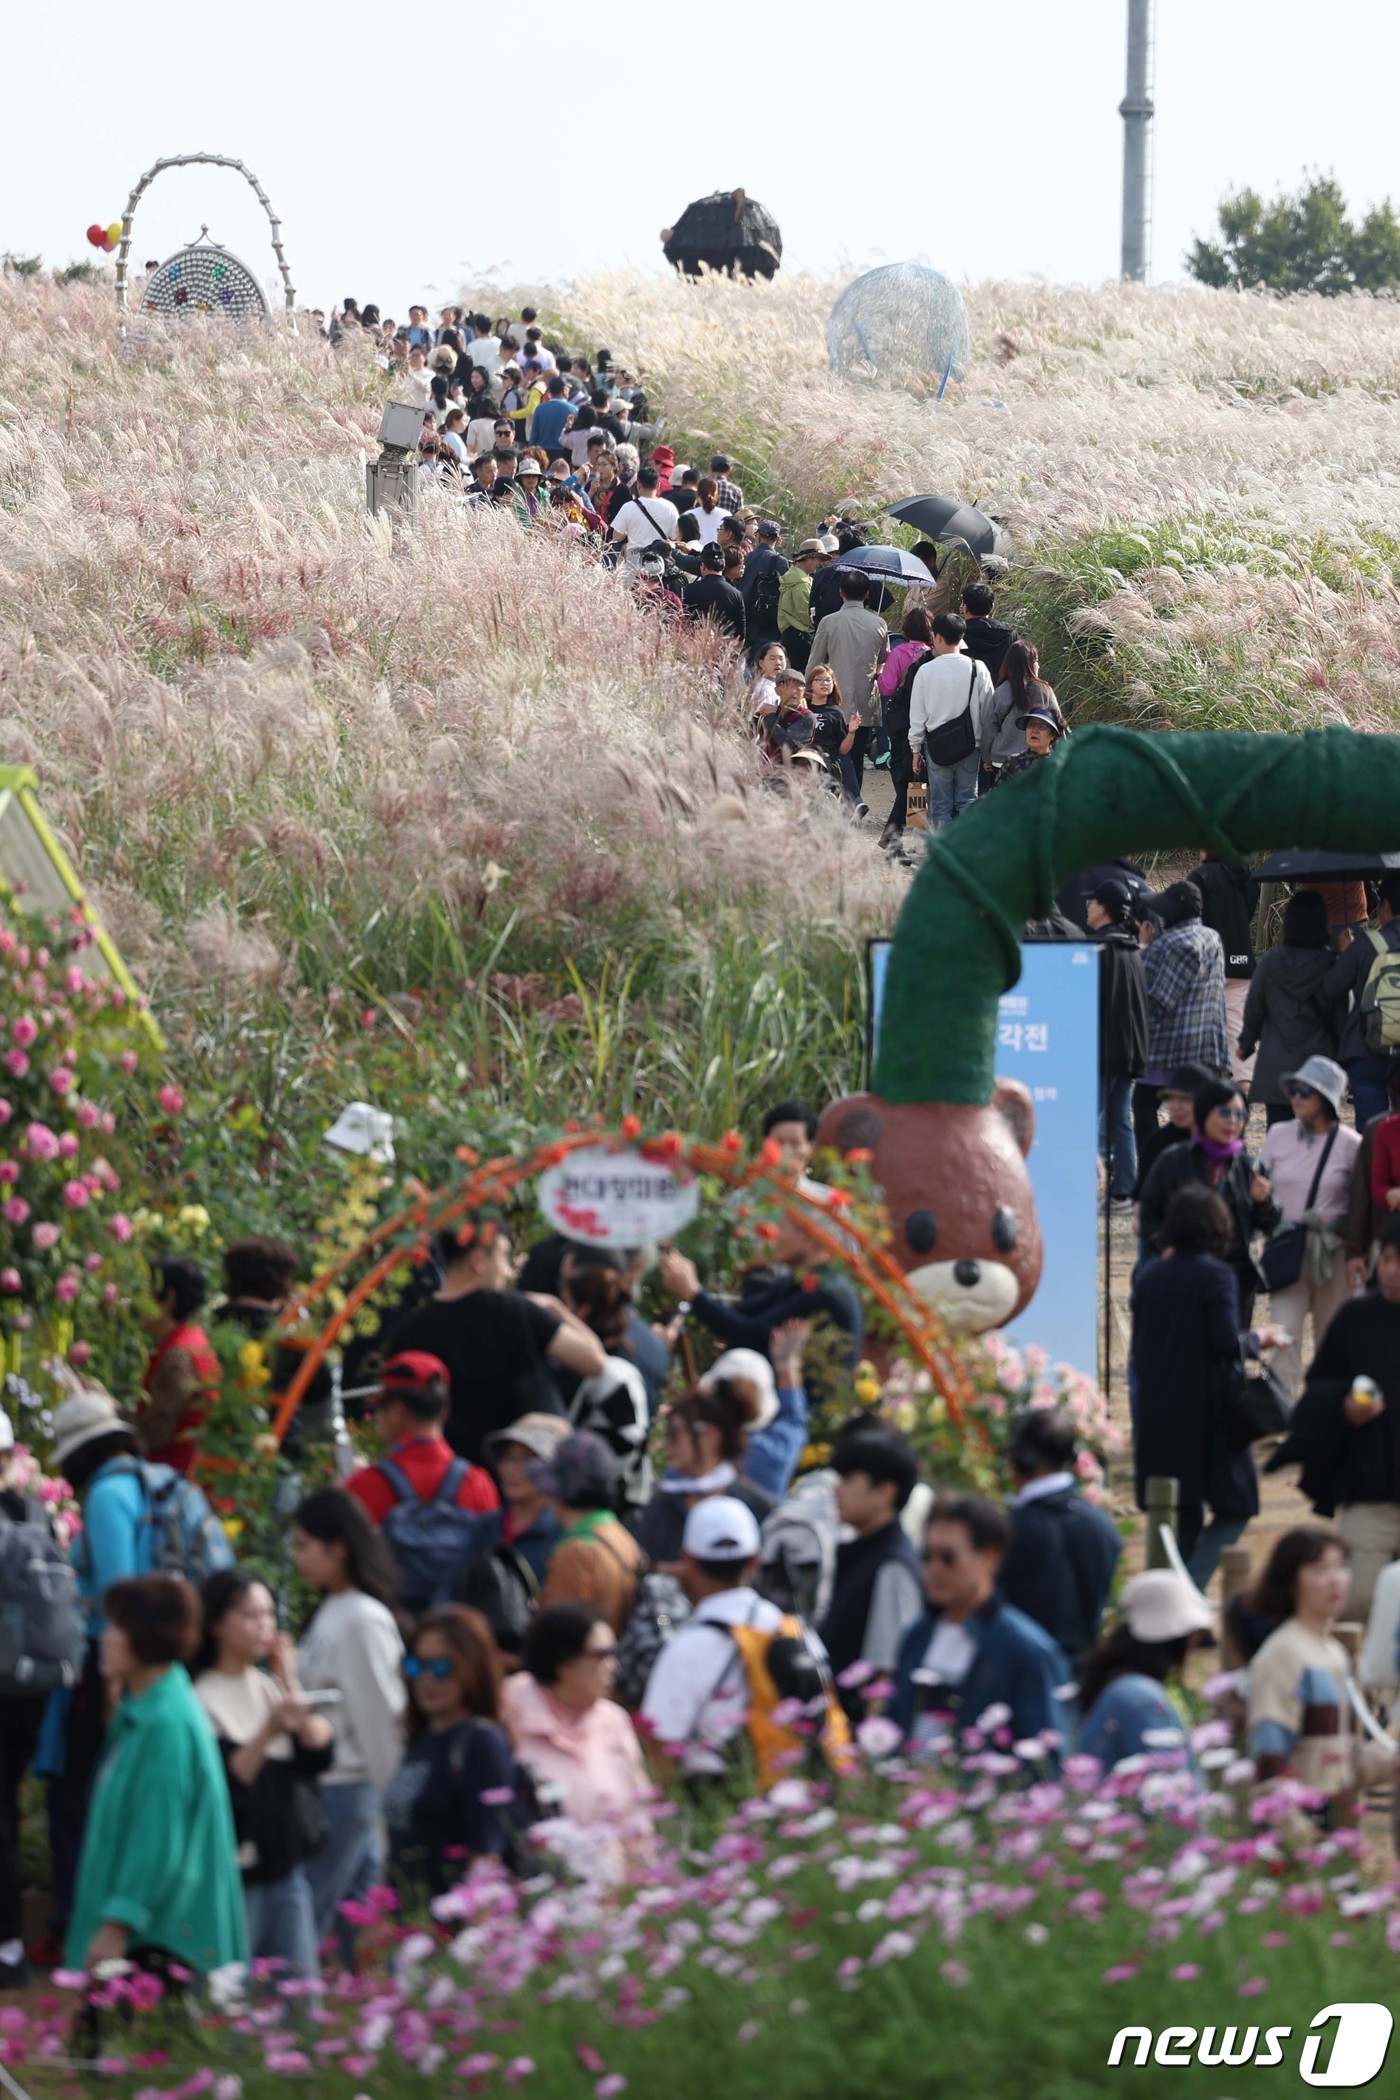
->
[[884, 646, 930, 744], [748, 562, 784, 636], [458, 1540, 541, 1655]]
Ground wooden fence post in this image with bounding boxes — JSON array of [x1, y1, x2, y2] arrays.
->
[[1145, 1477, 1179, 1571]]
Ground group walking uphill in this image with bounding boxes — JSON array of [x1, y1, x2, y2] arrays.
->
[[335, 297, 1056, 855]]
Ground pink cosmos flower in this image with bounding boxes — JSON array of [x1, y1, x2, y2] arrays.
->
[[2, 1197, 30, 1226], [0, 1098, 10, 1125], [0, 1162, 16, 1183], [10, 1016, 37, 1048], [69, 1342, 91, 1368], [76, 1100, 100, 1129], [85, 1254, 103, 1272], [62, 1181, 89, 1211], [32, 1222, 60, 1251], [596, 2079, 628, 2099]]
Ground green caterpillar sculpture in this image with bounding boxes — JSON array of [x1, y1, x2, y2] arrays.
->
[[817, 725, 1400, 1334]]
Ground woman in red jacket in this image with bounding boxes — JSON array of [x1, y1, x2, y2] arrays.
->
[[138, 1256, 221, 1476]]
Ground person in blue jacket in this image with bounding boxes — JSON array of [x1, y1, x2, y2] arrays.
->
[[1075, 1569, 1213, 1775], [889, 1494, 1073, 1760]]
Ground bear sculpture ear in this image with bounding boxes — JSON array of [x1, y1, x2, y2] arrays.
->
[[992, 1077, 1036, 1160]]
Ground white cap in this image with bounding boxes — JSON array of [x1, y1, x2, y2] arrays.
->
[[50, 1388, 126, 1471], [682, 1495, 761, 1563], [700, 1348, 779, 1432], [324, 1101, 395, 1163], [1119, 1569, 1214, 1644]]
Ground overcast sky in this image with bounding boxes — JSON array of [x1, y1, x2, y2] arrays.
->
[[11, 2, 1400, 318]]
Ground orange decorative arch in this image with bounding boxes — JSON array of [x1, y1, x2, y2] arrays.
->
[[268, 1128, 977, 1444]]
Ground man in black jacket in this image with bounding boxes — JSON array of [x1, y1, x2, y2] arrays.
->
[[1086, 880, 1150, 1207], [739, 522, 789, 649], [959, 580, 1016, 687], [998, 1409, 1122, 1665], [682, 544, 746, 643], [1194, 853, 1260, 1089], [1269, 1219, 1400, 1617], [819, 1423, 924, 1720]]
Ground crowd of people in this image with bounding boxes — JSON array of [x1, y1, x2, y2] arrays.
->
[[323, 296, 1071, 855], [3, 1055, 1400, 2014]]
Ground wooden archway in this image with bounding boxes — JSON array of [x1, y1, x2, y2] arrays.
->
[[268, 1125, 977, 1443]]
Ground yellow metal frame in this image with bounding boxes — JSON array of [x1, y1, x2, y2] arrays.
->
[[0, 766, 164, 1050]]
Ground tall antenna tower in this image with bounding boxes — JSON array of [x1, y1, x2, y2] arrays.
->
[[1119, 0, 1155, 281]]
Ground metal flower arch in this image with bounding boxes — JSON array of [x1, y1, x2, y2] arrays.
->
[[113, 152, 296, 329], [266, 1128, 979, 1447]]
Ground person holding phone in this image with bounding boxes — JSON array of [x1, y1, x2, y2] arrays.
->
[[194, 1570, 333, 1978]]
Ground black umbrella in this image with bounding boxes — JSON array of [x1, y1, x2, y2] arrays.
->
[[887, 494, 1012, 563], [1251, 847, 1400, 882]]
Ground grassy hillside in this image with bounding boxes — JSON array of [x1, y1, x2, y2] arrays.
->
[[4, 267, 1399, 1140]]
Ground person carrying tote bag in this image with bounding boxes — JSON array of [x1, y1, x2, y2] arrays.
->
[[1259, 1055, 1364, 1403]]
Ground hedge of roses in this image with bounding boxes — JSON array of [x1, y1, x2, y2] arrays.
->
[[0, 907, 154, 1406]]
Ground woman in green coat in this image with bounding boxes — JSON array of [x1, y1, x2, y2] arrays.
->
[[66, 1576, 248, 1980]]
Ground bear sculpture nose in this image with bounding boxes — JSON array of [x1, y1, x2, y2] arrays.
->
[[954, 1260, 981, 1289]]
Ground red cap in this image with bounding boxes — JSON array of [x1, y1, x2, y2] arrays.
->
[[378, 1350, 450, 1395]]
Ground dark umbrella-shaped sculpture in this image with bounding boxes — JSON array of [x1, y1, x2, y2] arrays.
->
[[661, 189, 782, 281], [887, 494, 1012, 563], [1252, 847, 1400, 882], [834, 544, 936, 586]]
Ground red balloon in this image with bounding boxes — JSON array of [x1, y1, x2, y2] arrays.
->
[[86, 224, 106, 248]]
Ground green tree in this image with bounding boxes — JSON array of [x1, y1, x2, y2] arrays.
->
[[1187, 174, 1400, 295]]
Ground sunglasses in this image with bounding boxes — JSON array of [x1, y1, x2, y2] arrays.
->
[[1286, 1084, 1315, 1100], [1212, 1106, 1248, 1123], [404, 1656, 455, 1681]]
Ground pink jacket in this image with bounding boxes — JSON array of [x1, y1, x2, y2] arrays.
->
[[878, 638, 929, 698], [500, 1674, 652, 1830]]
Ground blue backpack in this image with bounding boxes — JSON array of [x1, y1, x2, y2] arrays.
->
[[377, 1456, 483, 1616], [85, 1458, 236, 1588]]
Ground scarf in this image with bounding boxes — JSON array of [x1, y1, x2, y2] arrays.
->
[[1195, 1129, 1244, 1185], [658, 1461, 737, 1499]]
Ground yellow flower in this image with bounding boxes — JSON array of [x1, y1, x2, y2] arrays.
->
[[177, 1204, 211, 1236], [853, 1360, 882, 1407], [221, 1518, 244, 1540], [237, 1339, 272, 1389]]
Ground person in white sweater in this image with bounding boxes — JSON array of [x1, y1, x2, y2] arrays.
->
[[909, 613, 995, 831], [292, 1489, 406, 1958]]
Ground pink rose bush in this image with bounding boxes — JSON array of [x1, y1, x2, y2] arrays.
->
[[876, 1335, 1122, 1499], [0, 906, 157, 1402]]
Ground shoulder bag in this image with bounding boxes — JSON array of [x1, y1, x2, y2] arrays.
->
[[1225, 1342, 1291, 1449], [924, 662, 979, 769], [1258, 1125, 1338, 1292]]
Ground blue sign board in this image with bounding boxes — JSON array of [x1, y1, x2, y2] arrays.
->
[[870, 940, 1101, 1375]]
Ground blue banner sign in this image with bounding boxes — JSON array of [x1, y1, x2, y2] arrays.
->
[[870, 939, 1101, 1374]]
